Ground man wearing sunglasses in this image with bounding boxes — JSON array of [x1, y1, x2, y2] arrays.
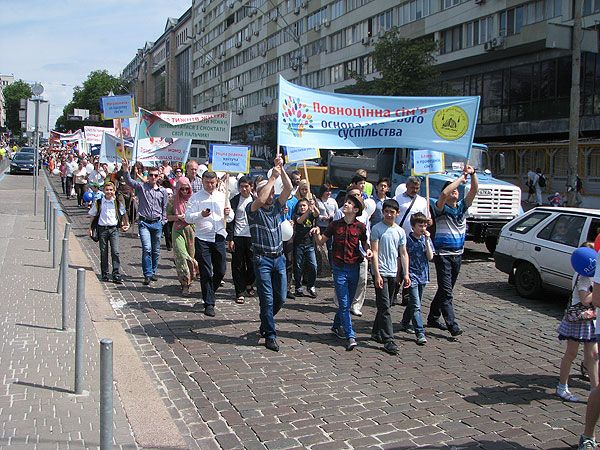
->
[[122, 159, 169, 286]]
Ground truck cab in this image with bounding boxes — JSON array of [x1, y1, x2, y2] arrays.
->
[[327, 145, 522, 253]]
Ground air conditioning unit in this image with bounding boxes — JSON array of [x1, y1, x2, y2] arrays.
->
[[291, 64, 299, 71], [238, 86, 244, 92], [301, 1, 308, 8], [245, 35, 251, 41], [261, 50, 267, 57], [235, 41, 242, 48], [314, 24, 321, 31], [294, 7, 300, 15], [228, 2, 235, 8], [361, 37, 371, 46], [236, 108, 243, 115], [483, 41, 492, 51], [262, 97, 272, 106], [201, 26, 206, 32], [201, 6, 206, 12], [249, 8, 257, 16], [254, 30, 259, 36], [302, 56, 308, 64], [221, 51, 226, 58], [491, 36, 505, 48], [474, 0, 485, 4], [323, 19, 330, 27]]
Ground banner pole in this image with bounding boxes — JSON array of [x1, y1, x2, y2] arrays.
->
[[118, 118, 126, 163], [426, 175, 430, 219], [223, 174, 229, 227], [303, 160, 312, 200]]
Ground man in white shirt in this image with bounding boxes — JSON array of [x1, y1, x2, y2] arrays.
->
[[88, 161, 106, 186], [88, 182, 129, 283], [65, 154, 78, 199], [185, 171, 234, 316], [226, 176, 255, 304]]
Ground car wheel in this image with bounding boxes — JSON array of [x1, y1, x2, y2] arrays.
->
[[485, 236, 497, 255], [514, 261, 543, 298]]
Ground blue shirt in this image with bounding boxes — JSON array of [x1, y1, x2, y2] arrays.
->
[[406, 232, 433, 284], [431, 199, 468, 256]]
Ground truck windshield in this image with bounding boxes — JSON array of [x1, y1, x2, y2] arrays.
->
[[444, 146, 487, 171]]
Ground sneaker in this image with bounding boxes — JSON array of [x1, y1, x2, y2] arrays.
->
[[265, 338, 279, 352], [449, 327, 463, 337], [556, 387, 579, 402], [346, 338, 357, 351], [143, 277, 151, 286], [416, 334, 427, 345], [427, 320, 448, 331], [150, 275, 158, 282], [307, 287, 317, 298], [332, 326, 345, 339], [371, 334, 383, 344], [112, 275, 123, 285], [578, 435, 597, 450], [294, 288, 304, 297], [398, 323, 415, 334], [204, 305, 216, 317], [101, 275, 110, 282], [350, 309, 363, 317], [286, 290, 296, 300], [383, 341, 399, 355]]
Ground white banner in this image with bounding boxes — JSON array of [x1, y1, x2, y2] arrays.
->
[[135, 137, 192, 164], [99, 132, 134, 163], [137, 108, 231, 142], [84, 126, 115, 146]]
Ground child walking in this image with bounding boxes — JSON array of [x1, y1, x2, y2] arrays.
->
[[401, 213, 434, 345], [556, 242, 599, 402], [313, 195, 372, 351], [293, 198, 319, 298]]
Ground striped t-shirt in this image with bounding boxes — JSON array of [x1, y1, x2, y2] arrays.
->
[[431, 199, 468, 256]]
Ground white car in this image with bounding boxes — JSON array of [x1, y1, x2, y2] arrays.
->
[[494, 207, 600, 298]]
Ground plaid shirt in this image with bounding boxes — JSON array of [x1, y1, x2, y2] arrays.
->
[[190, 175, 203, 193], [323, 218, 367, 266], [246, 201, 283, 256]]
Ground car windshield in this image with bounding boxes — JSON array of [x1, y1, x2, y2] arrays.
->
[[19, 147, 35, 153], [13, 154, 34, 161]]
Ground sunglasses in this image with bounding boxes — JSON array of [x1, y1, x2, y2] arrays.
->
[[148, 173, 159, 178], [175, 170, 182, 173]]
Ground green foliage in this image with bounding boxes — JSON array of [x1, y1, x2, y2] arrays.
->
[[54, 70, 127, 130], [340, 28, 443, 96], [3, 80, 32, 135]]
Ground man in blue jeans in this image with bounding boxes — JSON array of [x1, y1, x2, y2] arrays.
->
[[428, 164, 477, 337], [121, 159, 168, 286], [246, 156, 292, 352]]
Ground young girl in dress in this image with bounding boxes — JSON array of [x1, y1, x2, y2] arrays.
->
[[556, 242, 599, 401]]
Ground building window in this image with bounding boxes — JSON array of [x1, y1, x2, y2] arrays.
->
[[584, 0, 600, 15], [440, 25, 462, 54], [466, 15, 493, 47]]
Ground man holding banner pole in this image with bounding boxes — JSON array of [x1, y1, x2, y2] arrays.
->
[[185, 171, 233, 317]]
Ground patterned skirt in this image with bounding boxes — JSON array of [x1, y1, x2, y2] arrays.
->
[[557, 318, 596, 342]]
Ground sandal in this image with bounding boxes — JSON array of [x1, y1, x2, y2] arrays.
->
[[581, 361, 589, 380], [181, 285, 190, 296], [246, 287, 256, 297], [236, 296, 245, 304]]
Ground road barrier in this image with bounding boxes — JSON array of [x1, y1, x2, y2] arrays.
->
[[100, 339, 113, 450], [75, 268, 85, 394]]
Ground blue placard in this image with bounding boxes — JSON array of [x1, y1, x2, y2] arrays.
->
[[412, 150, 445, 175], [208, 144, 250, 173], [100, 95, 135, 120], [283, 146, 320, 163]]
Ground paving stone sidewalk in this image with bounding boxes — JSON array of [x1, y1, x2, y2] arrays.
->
[[47, 171, 589, 450], [0, 173, 137, 449]]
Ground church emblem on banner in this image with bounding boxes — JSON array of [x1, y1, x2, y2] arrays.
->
[[432, 106, 469, 141]]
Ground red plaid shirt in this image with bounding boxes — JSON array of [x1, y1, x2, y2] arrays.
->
[[324, 218, 367, 266]]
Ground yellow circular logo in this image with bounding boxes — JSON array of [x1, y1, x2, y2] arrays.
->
[[432, 106, 469, 141]]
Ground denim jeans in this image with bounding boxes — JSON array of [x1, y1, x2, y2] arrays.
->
[[372, 276, 396, 343], [428, 254, 462, 331], [138, 220, 163, 278], [98, 225, 120, 277], [402, 282, 426, 335], [253, 254, 287, 339], [332, 263, 360, 339], [294, 242, 317, 290], [195, 235, 227, 306]]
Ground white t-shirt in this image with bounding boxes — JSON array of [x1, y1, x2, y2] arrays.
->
[[88, 197, 126, 226], [234, 195, 253, 237], [394, 192, 429, 236]]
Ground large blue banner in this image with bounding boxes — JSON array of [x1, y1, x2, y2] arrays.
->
[[277, 76, 480, 159]]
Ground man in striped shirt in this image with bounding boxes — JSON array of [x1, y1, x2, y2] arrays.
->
[[246, 156, 292, 352], [428, 165, 478, 337]]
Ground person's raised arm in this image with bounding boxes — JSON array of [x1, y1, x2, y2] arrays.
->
[[277, 157, 293, 206], [120, 158, 140, 189], [436, 172, 466, 210], [464, 165, 478, 207]]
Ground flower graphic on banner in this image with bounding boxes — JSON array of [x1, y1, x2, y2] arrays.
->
[[281, 96, 313, 138]]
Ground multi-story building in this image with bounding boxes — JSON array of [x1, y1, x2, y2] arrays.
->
[[0, 75, 15, 130], [125, 1, 600, 188]]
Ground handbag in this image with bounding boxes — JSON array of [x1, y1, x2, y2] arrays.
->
[[564, 276, 596, 322]]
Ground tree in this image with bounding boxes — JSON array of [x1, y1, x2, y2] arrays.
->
[[55, 70, 127, 130], [340, 28, 443, 96], [3, 80, 32, 135]]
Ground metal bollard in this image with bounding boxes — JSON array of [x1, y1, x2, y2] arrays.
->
[[48, 202, 53, 252], [74, 268, 85, 394], [43, 187, 48, 230], [51, 208, 57, 268], [100, 339, 113, 450], [61, 238, 68, 330], [57, 223, 71, 293]]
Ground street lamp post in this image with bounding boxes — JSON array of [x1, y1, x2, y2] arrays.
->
[[31, 83, 44, 216]]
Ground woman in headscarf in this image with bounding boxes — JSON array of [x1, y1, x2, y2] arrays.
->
[[166, 177, 199, 295]]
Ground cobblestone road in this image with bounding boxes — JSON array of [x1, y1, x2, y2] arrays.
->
[[49, 174, 587, 450]]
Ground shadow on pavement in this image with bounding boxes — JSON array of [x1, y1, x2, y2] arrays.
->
[[13, 380, 72, 394], [15, 322, 62, 331]]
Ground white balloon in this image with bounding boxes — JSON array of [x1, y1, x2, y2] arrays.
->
[[85, 163, 94, 174], [364, 198, 376, 218], [395, 183, 407, 197], [107, 163, 115, 172], [267, 168, 284, 195], [52, 168, 60, 175], [281, 220, 294, 241]]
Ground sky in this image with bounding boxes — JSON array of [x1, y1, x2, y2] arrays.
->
[[0, 0, 191, 128]]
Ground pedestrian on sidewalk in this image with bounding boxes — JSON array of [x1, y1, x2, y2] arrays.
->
[[88, 182, 130, 283], [428, 165, 478, 337], [370, 198, 409, 355], [185, 170, 233, 317], [226, 176, 256, 305], [121, 159, 168, 286], [166, 177, 198, 296], [401, 212, 434, 345], [246, 157, 293, 352], [314, 194, 372, 351]]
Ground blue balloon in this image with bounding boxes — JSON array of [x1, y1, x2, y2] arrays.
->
[[571, 247, 597, 277], [83, 191, 94, 203]]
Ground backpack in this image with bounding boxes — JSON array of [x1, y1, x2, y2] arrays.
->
[[538, 174, 546, 188]]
